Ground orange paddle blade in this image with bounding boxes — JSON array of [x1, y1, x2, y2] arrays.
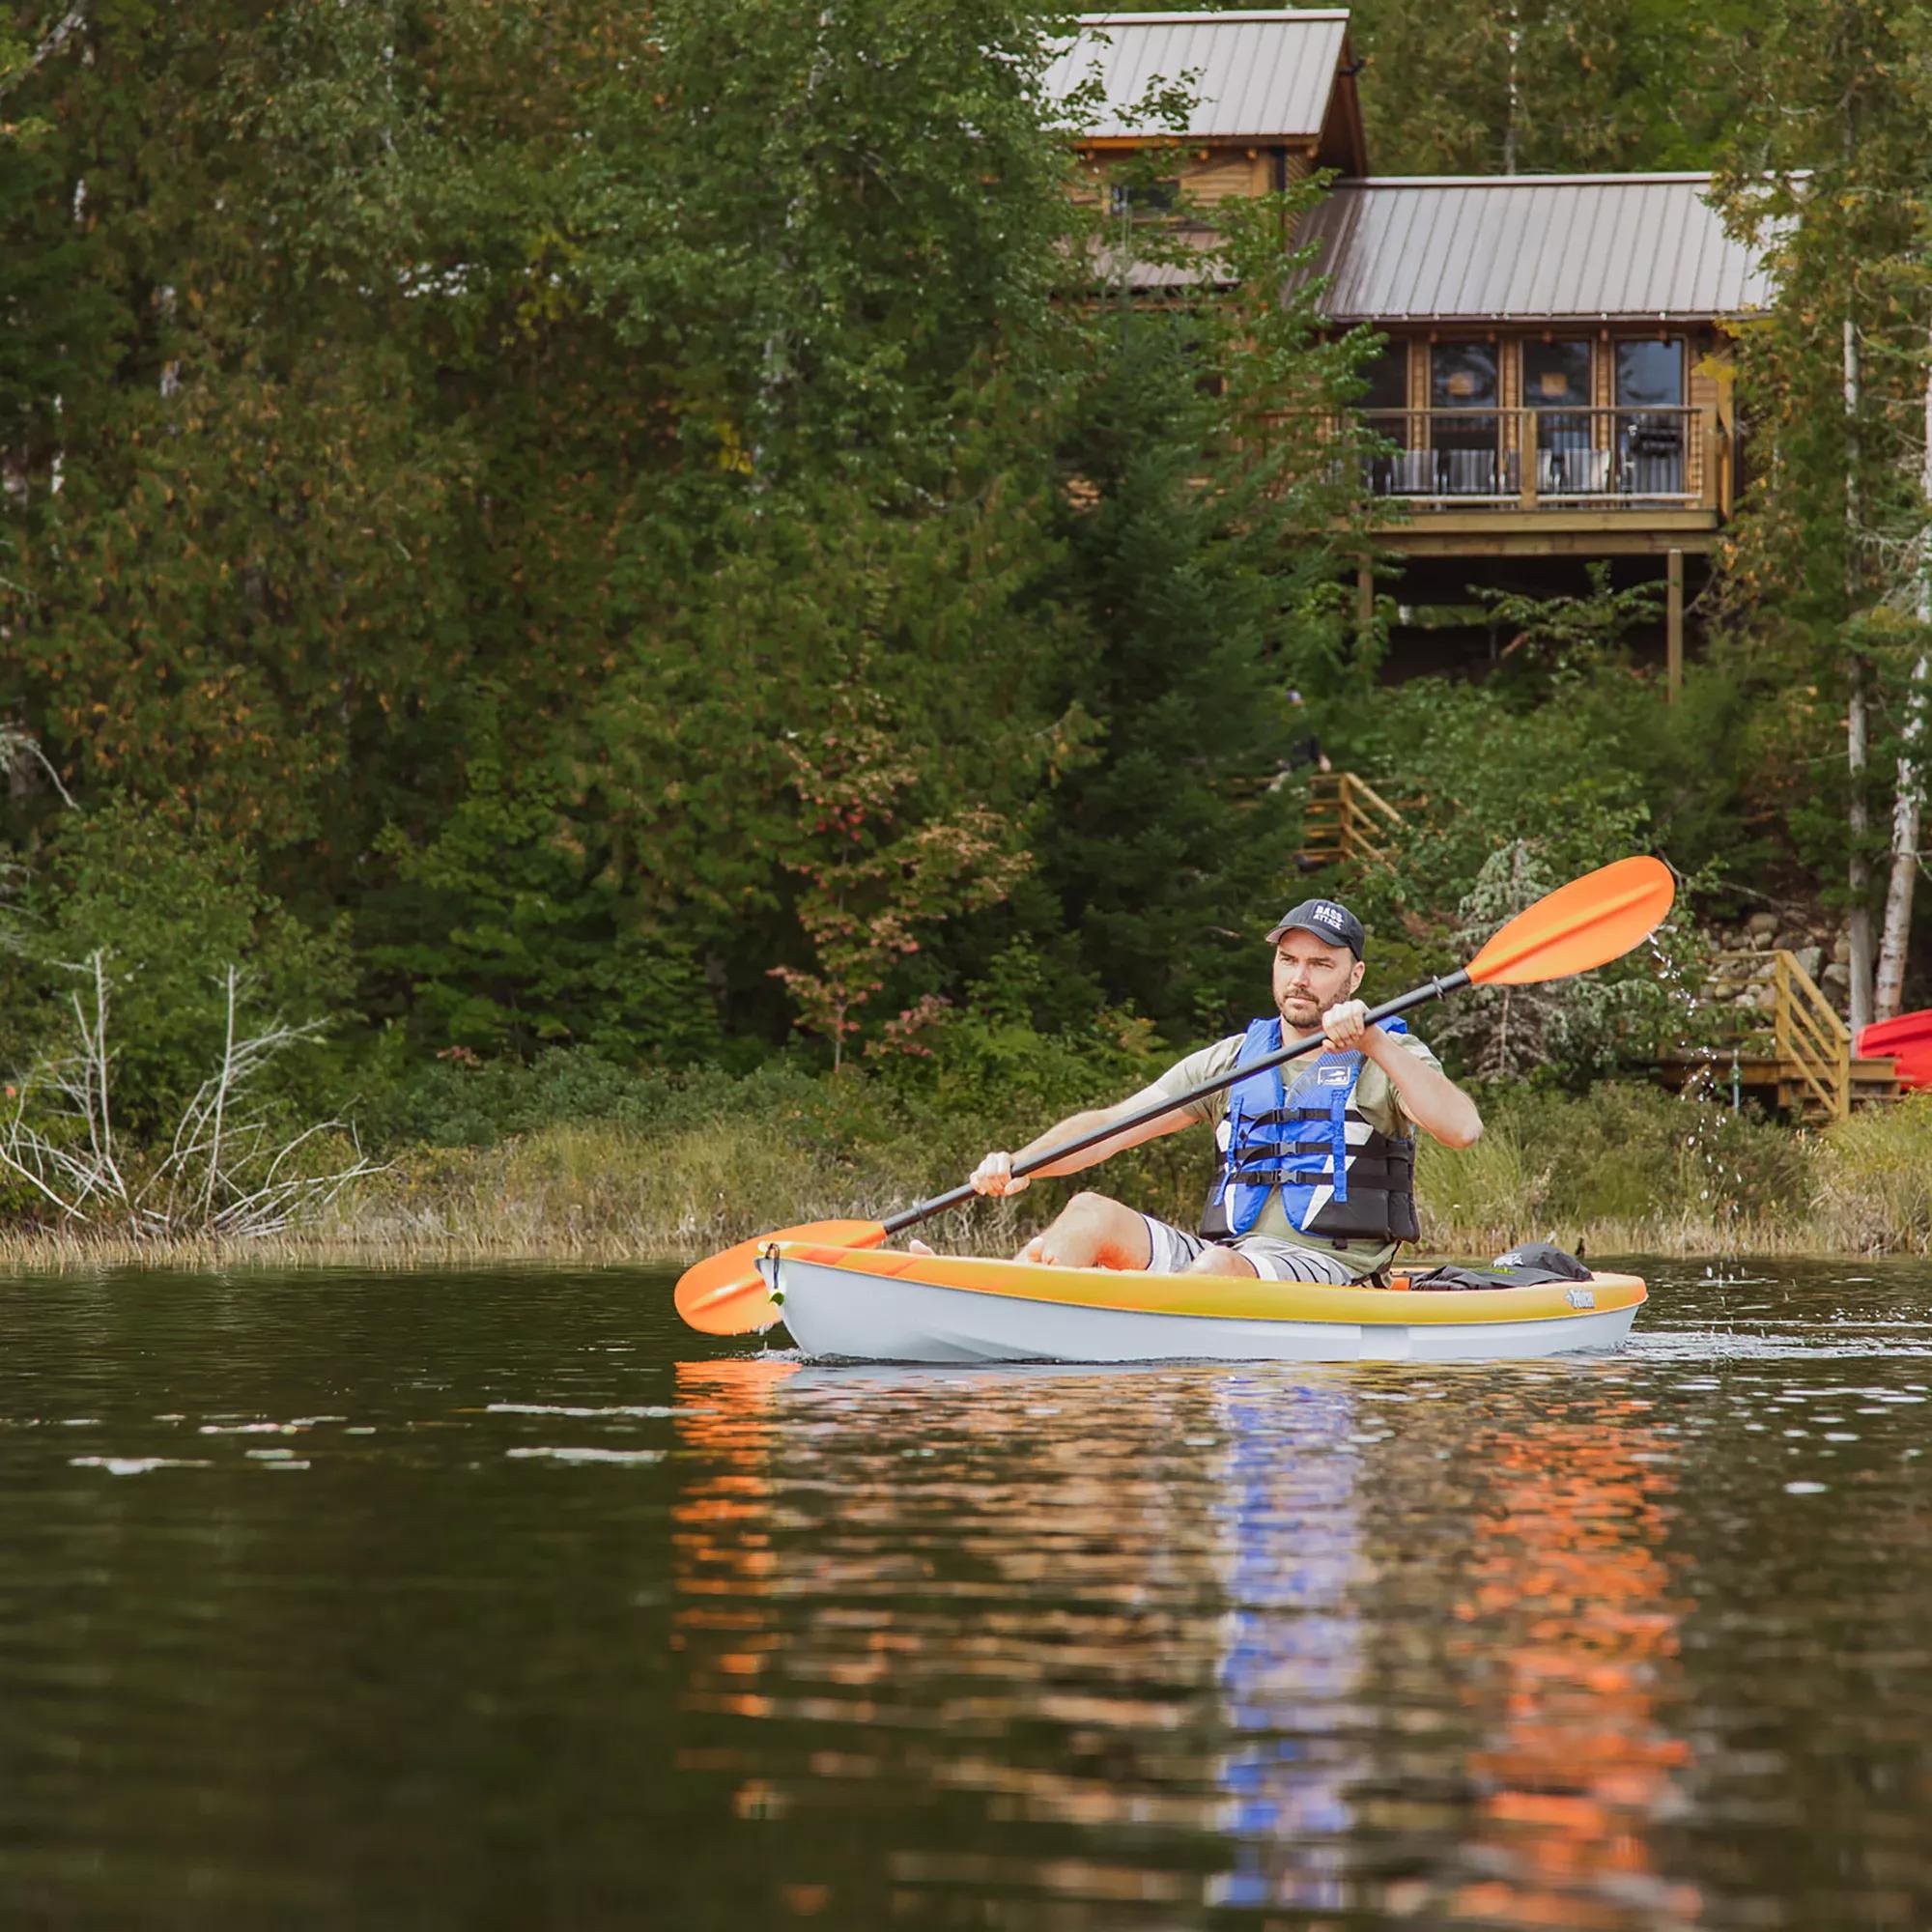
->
[[674, 1219, 888, 1336], [1466, 855, 1675, 986]]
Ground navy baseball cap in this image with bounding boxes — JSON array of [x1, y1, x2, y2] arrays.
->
[[1265, 897, 1365, 957]]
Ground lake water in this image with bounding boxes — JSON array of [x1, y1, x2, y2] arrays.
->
[[3, 1258, 1930, 1928]]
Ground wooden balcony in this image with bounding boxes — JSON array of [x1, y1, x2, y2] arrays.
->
[[1351, 405, 1728, 558]]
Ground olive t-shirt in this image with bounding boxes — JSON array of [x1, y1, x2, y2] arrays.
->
[[1152, 1023, 1444, 1275]]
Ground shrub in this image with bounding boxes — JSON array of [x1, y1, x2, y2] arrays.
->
[[1809, 1093, 1932, 1255], [1417, 1080, 1809, 1254], [1, 802, 353, 1141]]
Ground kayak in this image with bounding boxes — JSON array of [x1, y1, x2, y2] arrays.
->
[[757, 1242, 1646, 1365], [1859, 1008, 1932, 1092]]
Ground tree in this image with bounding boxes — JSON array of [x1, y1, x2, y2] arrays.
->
[[1028, 180, 1372, 1035], [1338, 0, 1756, 176], [769, 686, 1028, 1068], [1712, 0, 1932, 1028]]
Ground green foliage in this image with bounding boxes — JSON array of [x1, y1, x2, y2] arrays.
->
[[770, 687, 1029, 1065], [1340, 0, 1758, 175], [359, 698, 724, 1065], [3, 0, 1925, 1232], [573, 0, 1087, 487], [1418, 1080, 1813, 1248], [1031, 182, 1369, 1036], [1475, 563, 1664, 703], [1, 802, 353, 1139], [1706, 0, 1932, 1004], [1325, 673, 1657, 924]]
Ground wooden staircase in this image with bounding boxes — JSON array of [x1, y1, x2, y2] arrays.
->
[[1663, 949, 1902, 1123], [1295, 771, 1404, 870]]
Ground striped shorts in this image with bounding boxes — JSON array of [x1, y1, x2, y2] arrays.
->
[[1142, 1215, 1358, 1285]]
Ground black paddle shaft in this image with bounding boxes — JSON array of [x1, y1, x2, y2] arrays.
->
[[880, 969, 1472, 1237]]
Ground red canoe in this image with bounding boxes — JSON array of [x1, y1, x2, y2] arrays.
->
[[1859, 1008, 1932, 1092]]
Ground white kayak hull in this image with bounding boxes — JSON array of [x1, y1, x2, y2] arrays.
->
[[763, 1244, 1644, 1365]]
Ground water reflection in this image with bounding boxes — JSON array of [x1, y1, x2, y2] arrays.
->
[[668, 1359, 1700, 1926], [1208, 1380, 1364, 1915], [7, 1261, 1932, 1927], [1441, 1412, 1697, 1929]]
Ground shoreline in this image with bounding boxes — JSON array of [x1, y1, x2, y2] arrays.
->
[[0, 1218, 1916, 1274], [3, 1089, 1924, 1273]]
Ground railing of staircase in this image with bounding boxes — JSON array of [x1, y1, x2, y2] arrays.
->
[[1298, 771, 1404, 869], [1774, 950, 1851, 1123]]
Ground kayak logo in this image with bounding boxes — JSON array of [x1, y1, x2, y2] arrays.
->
[[1566, 1287, 1596, 1310]]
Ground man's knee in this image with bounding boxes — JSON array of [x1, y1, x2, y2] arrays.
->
[[1062, 1188, 1117, 1221], [1038, 1191, 1150, 1269], [1184, 1244, 1259, 1279]]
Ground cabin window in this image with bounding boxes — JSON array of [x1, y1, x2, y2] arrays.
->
[[1616, 339, 1687, 496], [1615, 338, 1684, 408], [1431, 342, 1499, 495], [1109, 179, 1179, 217], [1362, 342, 1408, 412], [1523, 339, 1591, 410], [1431, 341, 1497, 410], [1361, 342, 1409, 445], [1523, 339, 1594, 484], [1357, 342, 1413, 491]]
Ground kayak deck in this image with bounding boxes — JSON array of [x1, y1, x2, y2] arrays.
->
[[762, 1242, 1646, 1365]]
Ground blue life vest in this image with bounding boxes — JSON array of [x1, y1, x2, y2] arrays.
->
[[1199, 1016, 1421, 1246]]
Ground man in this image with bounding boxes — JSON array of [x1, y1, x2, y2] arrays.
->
[[962, 897, 1482, 1284]]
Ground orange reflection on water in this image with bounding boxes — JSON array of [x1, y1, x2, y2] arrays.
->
[[670, 1358, 800, 1724], [1449, 1406, 1699, 1931]]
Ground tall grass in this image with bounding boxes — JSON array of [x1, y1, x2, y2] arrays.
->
[[1, 1075, 1924, 1271], [1808, 1093, 1932, 1255]]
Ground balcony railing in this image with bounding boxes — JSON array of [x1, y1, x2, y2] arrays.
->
[[1353, 406, 1725, 514]]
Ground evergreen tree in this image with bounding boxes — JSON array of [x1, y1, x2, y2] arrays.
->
[[1034, 186, 1369, 1035]]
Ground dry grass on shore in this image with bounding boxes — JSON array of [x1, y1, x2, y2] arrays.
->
[[0, 1090, 1925, 1272]]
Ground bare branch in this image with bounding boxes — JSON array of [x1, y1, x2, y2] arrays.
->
[[1, 955, 380, 1239]]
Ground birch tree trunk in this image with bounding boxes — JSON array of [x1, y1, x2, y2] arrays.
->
[[1844, 304, 1876, 1035], [1873, 334, 1932, 1022], [1502, 2, 1520, 175]]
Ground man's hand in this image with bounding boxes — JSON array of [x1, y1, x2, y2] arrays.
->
[[969, 1151, 1031, 1197], [1321, 998, 1373, 1052]]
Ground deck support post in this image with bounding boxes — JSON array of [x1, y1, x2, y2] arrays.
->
[[1665, 548, 1684, 702]]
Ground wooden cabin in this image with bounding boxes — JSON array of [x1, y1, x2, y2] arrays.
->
[[1045, 10, 1367, 211], [1047, 13, 1776, 670], [1290, 175, 1765, 560]]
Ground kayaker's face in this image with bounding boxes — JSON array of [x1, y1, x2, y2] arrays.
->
[[1272, 931, 1364, 1026]]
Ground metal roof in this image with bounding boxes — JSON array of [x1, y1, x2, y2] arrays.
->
[[1044, 11, 1350, 143], [1291, 175, 1776, 321]]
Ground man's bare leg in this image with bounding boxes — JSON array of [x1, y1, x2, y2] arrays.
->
[[1183, 1244, 1261, 1279], [1013, 1191, 1154, 1269]]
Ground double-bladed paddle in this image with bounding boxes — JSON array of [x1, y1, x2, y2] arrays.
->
[[675, 853, 1676, 1336]]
